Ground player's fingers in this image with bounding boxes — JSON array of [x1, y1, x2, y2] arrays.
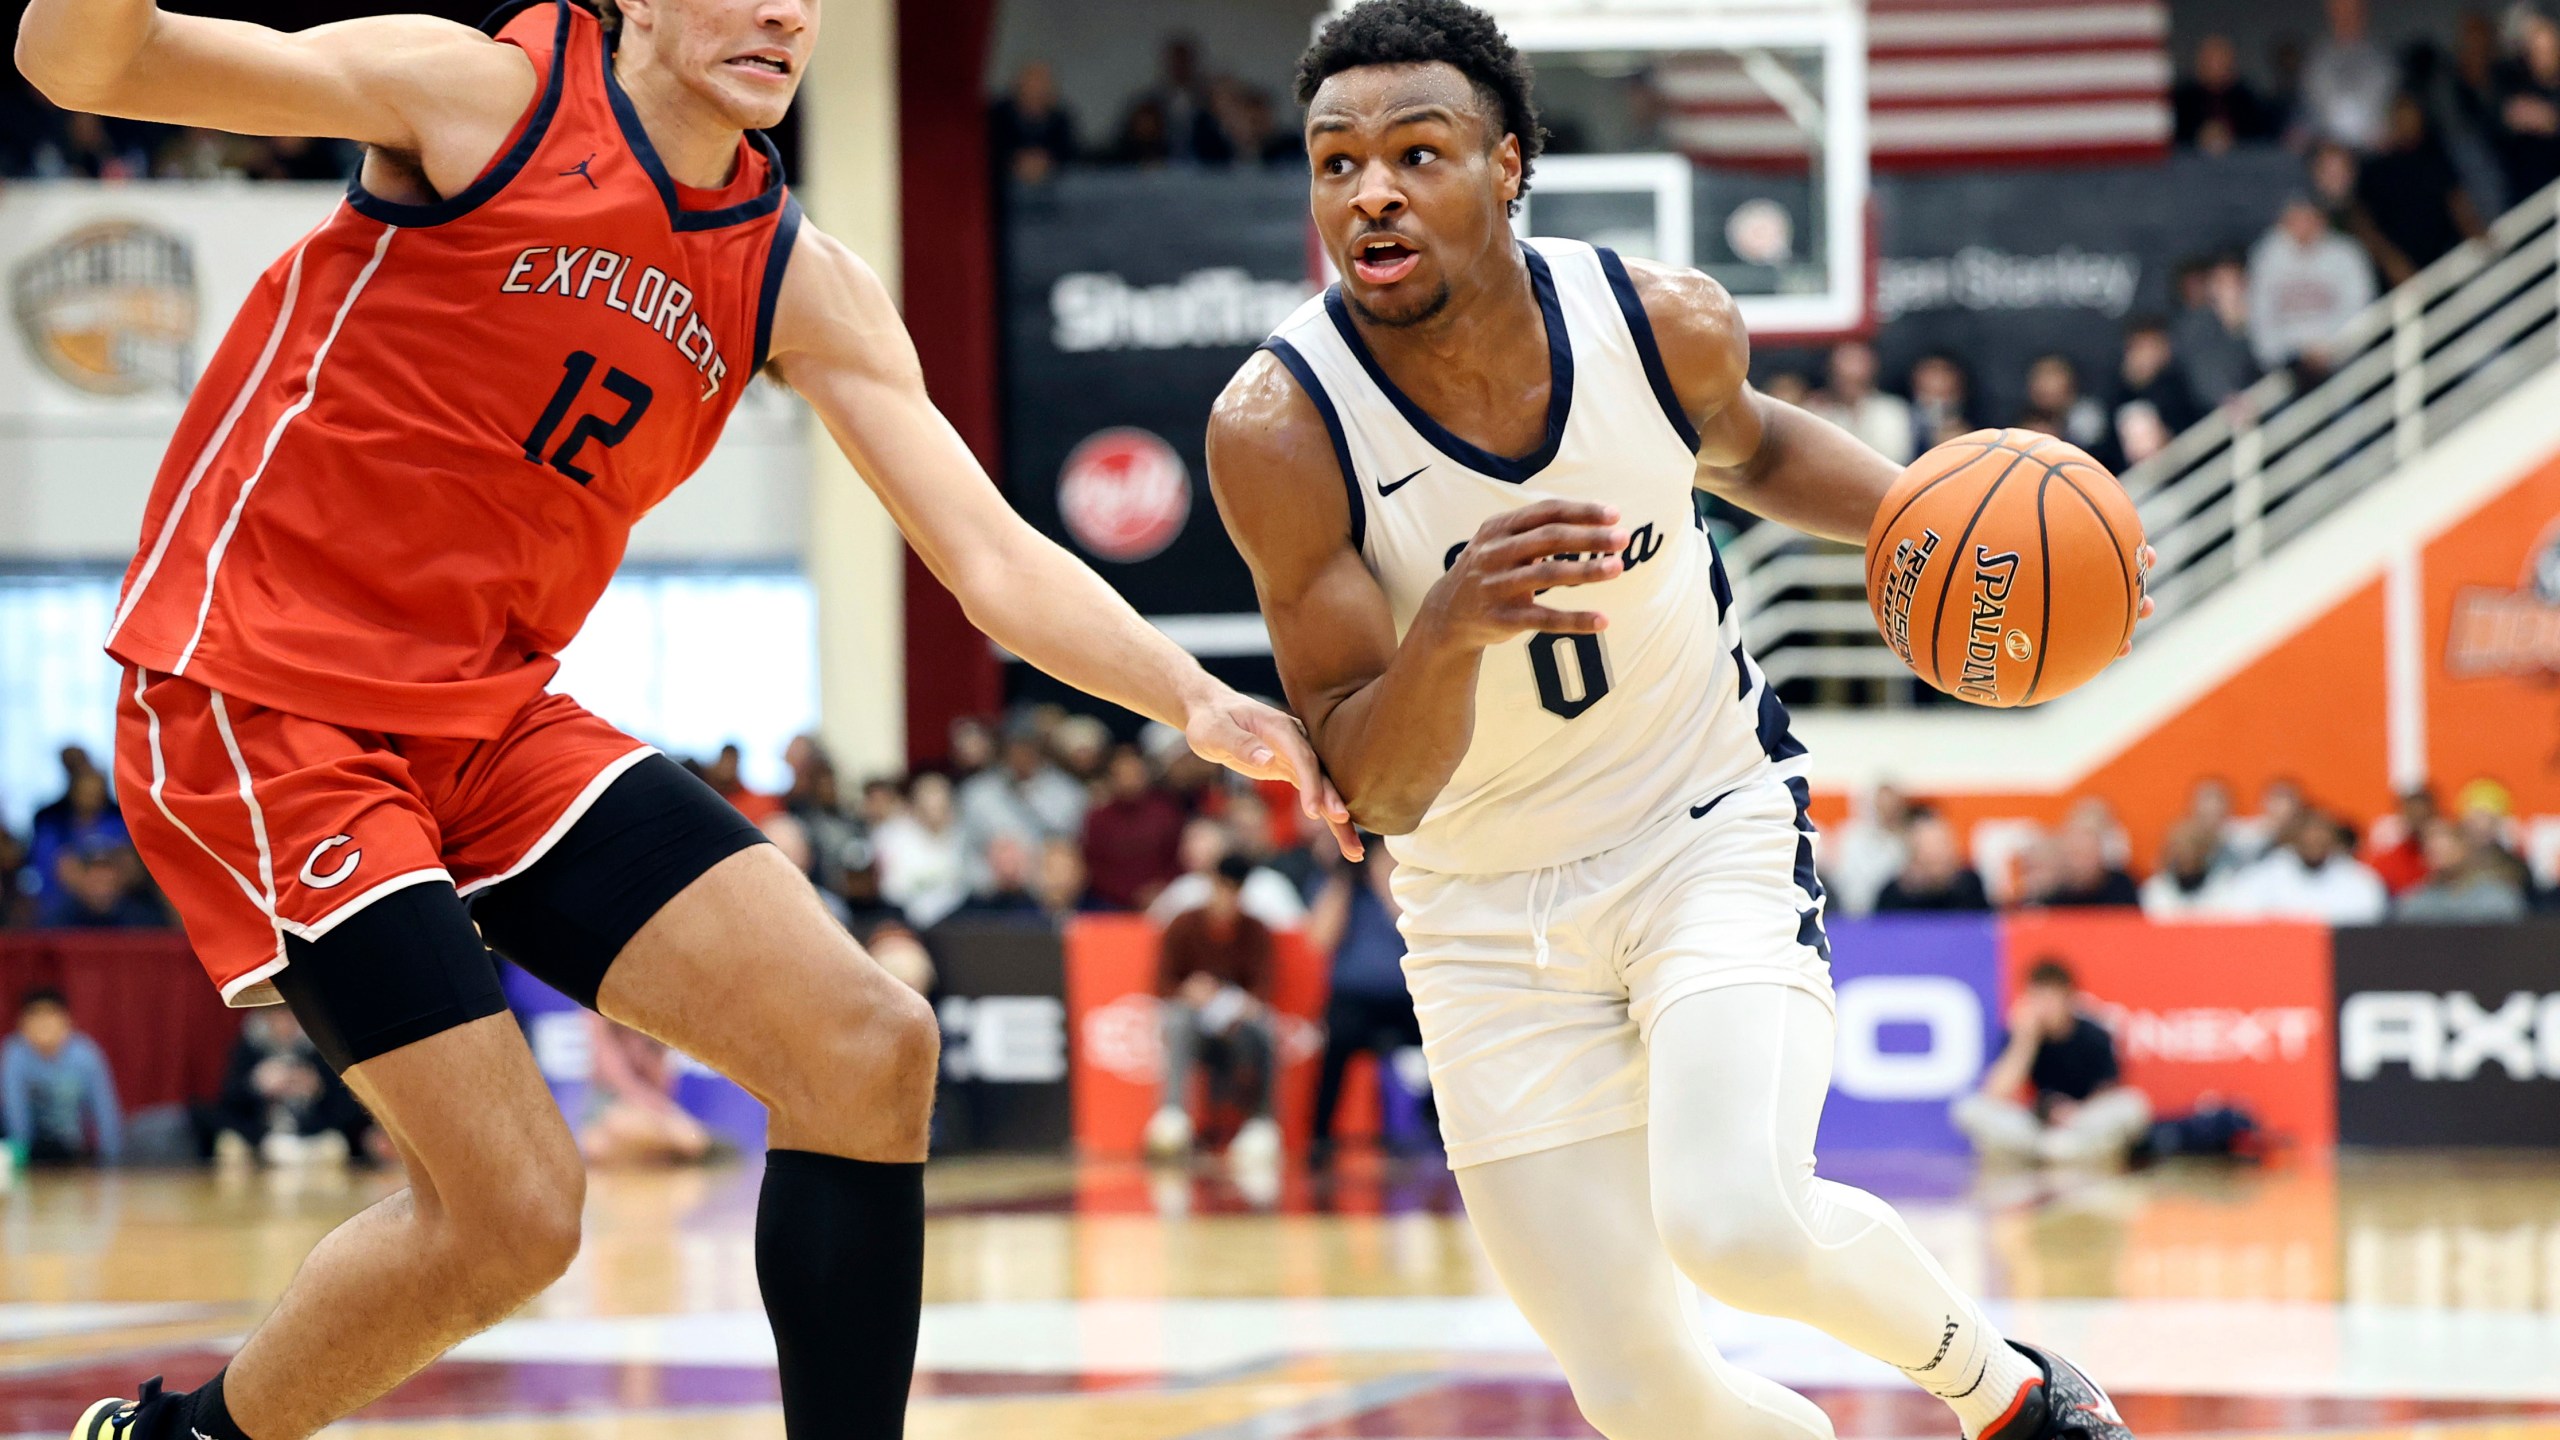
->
[[1489, 523, 1628, 566], [1238, 706, 1347, 825], [1325, 811, 1365, 863], [1491, 604, 1607, 635], [1488, 499, 1618, 536], [1507, 554, 1623, 591]]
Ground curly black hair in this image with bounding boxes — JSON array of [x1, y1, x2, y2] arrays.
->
[[1294, 0, 1546, 213]]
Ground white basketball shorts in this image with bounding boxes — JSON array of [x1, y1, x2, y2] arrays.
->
[[1389, 772, 1835, 1169]]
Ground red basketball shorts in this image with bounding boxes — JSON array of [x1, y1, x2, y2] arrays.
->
[[113, 668, 653, 1006]]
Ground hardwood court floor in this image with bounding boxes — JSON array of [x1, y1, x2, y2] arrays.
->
[[8, 1149, 2560, 1439]]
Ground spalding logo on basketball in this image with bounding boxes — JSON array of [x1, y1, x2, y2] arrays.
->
[[1059, 427, 1191, 563]]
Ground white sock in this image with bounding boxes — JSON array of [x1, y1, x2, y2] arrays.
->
[[1902, 1313, 2044, 1439]]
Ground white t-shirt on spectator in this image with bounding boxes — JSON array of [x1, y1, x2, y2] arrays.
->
[[957, 765, 1088, 847], [2138, 869, 2233, 921], [1824, 819, 1908, 919], [871, 815, 972, 928], [1807, 392, 1917, 465], [1147, 868, 1309, 930], [2247, 229, 2375, 369], [2215, 849, 2389, 924]]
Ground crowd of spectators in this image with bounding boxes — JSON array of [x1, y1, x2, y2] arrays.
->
[[0, 747, 168, 932], [0, 70, 358, 181], [1826, 773, 2554, 927], [990, 37, 1307, 184]]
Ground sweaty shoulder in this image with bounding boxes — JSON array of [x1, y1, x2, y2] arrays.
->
[[1617, 256, 1751, 436], [1206, 349, 1357, 560]]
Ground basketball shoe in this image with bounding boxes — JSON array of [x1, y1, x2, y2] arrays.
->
[[69, 1377, 167, 1440], [1982, 1342, 2134, 1440]]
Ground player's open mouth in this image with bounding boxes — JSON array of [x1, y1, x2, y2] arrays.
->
[[1351, 237, 1421, 286], [725, 53, 793, 78]]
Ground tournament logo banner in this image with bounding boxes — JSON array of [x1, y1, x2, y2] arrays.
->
[[2335, 921, 2560, 1147]]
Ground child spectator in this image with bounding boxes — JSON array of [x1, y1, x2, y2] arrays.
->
[[1953, 961, 2151, 1166], [3, 988, 121, 1165]]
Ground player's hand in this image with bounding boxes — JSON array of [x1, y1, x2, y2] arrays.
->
[[1428, 499, 1631, 649], [2119, 544, 2159, 657], [1184, 690, 1364, 861]]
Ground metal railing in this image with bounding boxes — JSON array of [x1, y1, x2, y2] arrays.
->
[[1735, 179, 2560, 700]]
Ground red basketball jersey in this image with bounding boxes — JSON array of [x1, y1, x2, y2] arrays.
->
[[106, 0, 801, 738]]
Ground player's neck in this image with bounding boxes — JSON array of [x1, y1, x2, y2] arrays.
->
[[612, 51, 747, 190]]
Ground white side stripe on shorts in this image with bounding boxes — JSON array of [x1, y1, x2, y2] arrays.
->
[[133, 669, 269, 919], [206, 690, 283, 968], [175, 221, 398, 672]]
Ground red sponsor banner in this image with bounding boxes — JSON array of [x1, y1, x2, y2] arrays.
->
[[2000, 913, 2336, 1147], [1063, 914, 1376, 1158]]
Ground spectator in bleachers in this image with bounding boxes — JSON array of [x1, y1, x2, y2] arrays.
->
[[873, 772, 972, 928], [1825, 782, 1913, 918], [2249, 196, 2376, 377], [27, 763, 127, 913], [2495, 9, 2560, 201], [2175, 33, 2280, 154], [2357, 95, 2484, 284], [1953, 960, 2151, 1166], [2110, 316, 2202, 466], [2364, 787, 2440, 895], [1228, 788, 1316, 897], [37, 837, 162, 929], [1051, 714, 1113, 785], [2, 988, 120, 1165], [2038, 823, 2141, 908], [1805, 341, 1916, 464], [991, 60, 1081, 183], [2442, 12, 2512, 208], [2173, 254, 2261, 406], [959, 728, 1089, 857], [2231, 776, 2306, 863], [1872, 808, 1992, 912], [1214, 80, 1302, 167], [2298, 0, 2397, 151], [47, 110, 152, 178], [2177, 775, 2248, 874], [206, 1006, 374, 1169], [2140, 821, 2230, 919], [2013, 354, 2117, 466], [581, 1016, 714, 1168], [1907, 353, 1978, 448], [1759, 370, 1813, 409], [1150, 817, 1308, 928], [2394, 816, 2531, 922], [702, 742, 781, 823], [783, 736, 868, 901], [1081, 745, 1187, 910], [1034, 837, 1097, 921], [1147, 856, 1281, 1162], [1127, 34, 1228, 165], [1305, 841, 1422, 1167], [2452, 777, 2541, 902], [1104, 96, 1174, 167], [954, 832, 1046, 920], [2218, 810, 2389, 923], [948, 716, 999, 783]]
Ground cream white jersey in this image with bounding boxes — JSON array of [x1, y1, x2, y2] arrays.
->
[[1264, 238, 1807, 876]]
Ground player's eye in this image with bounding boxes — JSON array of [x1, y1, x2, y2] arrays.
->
[[1322, 154, 1354, 176], [1405, 147, 1437, 166]]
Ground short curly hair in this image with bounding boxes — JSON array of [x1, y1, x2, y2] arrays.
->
[[1294, 0, 1546, 213]]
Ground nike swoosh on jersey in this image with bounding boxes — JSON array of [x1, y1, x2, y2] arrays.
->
[[1690, 787, 1737, 819], [1375, 465, 1426, 497]]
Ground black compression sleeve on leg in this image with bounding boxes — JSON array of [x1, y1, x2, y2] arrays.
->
[[756, 1150, 926, 1439]]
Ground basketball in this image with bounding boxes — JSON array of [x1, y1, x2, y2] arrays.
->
[[1865, 427, 2145, 708]]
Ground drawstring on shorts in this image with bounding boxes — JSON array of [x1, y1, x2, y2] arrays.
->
[[1526, 864, 1563, 969]]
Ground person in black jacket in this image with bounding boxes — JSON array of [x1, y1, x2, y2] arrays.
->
[[1872, 809, 1991, 912]]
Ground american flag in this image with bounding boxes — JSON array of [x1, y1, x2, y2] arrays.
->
[[1657, 0, 2172, 169]]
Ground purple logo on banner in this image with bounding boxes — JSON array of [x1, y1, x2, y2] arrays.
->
[[1816, 915, 2001, 1155]]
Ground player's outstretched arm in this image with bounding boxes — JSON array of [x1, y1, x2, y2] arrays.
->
[[15, 0, 531, 163], [767, 228, 1355, 852], [1206, 352, 1627, 836], [1615, 257, 1901, 546]]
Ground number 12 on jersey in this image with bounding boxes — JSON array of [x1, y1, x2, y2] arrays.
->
[[522, 350, 653, 485], [1529, 631, 1610, 720]]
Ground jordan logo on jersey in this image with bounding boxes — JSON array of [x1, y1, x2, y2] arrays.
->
[[499, 245, 731, 399]]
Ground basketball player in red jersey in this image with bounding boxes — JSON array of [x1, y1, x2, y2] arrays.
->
[[16, 2, 1354, 1437]]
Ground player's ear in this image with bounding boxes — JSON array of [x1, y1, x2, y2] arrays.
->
[[1492, 132, 1522, 209]]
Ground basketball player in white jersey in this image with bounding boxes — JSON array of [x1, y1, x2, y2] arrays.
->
[[1209, 4, 2151, 1440]]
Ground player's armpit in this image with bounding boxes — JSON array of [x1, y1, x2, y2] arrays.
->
[[15, 7, 532, 169]]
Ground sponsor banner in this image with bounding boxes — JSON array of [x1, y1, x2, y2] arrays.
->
[[1065, 913, 1361, 1158], [2422, 457, 2560, 817], [500, 962, 768, 1151], [931, 917, 1073, 1154], [1818, 915, 2001, 1155], [2001, 913, 2336, 1147], [2335, 920, 2560, 1147]]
